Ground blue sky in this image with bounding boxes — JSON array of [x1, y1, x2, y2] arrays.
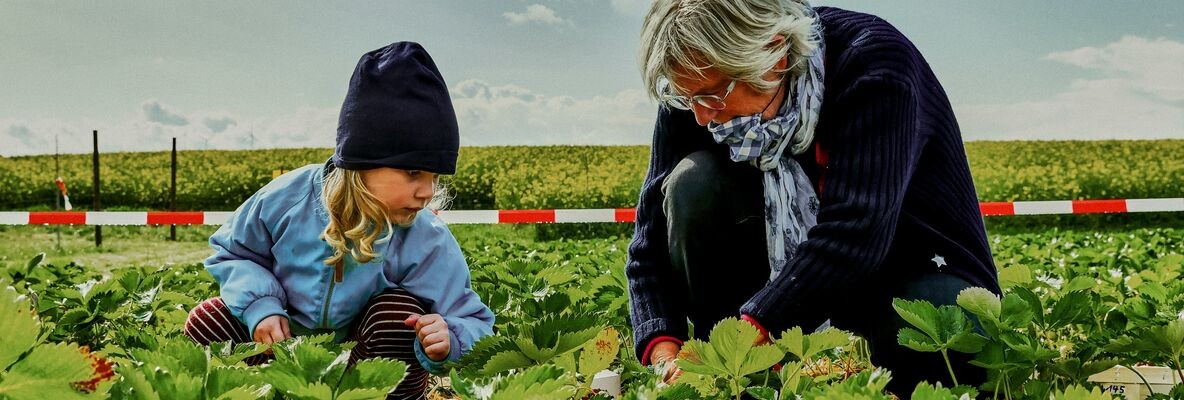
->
[[1, 0, 1181, 156]]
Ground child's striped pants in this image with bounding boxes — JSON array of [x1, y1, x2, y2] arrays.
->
[[183, 288, 431, 400]]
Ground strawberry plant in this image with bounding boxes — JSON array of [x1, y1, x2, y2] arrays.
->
[[0, 279, 115, 399], [892, 298, 987, 389]]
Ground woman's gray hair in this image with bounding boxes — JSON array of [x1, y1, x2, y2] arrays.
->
[[639, 0, 819, 100]]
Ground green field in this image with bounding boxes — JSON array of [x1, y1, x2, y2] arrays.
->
[[1, 141, 1183, 398], [2, 141, 1181, 211]]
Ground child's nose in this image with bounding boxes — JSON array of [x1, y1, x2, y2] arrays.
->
[[415, 181, 433, 201]]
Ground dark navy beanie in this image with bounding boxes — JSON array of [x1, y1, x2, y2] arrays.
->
[[333, 42, 460, 174]]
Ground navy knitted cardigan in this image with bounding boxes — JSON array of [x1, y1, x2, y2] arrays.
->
[[626, 6, 1001, 359]]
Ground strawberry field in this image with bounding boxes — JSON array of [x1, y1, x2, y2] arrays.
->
[[1, 141, 1182, 398], [2, 224, 1182, 399]]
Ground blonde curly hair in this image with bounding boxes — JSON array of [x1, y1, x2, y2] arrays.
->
[[319, 167, 450, 266]]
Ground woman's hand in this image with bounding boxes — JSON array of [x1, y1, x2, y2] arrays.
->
[[650, 341, 683, 384], [405, 313, 451, 361], [254, 315, 292, 348]]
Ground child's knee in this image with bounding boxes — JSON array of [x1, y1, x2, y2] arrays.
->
[[184, 297, 242, 344]]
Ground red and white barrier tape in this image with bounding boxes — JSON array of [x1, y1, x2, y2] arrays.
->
[[1, 198, 1181, 226]]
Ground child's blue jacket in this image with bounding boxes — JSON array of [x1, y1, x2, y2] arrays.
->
[[204, 163, 494, 373]]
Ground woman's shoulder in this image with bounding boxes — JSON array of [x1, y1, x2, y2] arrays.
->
[[817, 6, 925, 84]]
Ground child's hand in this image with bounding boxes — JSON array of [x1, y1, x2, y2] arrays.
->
[[404, 313, 450, 361], [254, 315, 292, 347]]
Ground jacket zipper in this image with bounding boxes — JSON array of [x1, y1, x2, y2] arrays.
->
[[321, 259, 343, 329]]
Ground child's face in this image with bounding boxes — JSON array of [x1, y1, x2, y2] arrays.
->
[[359, 167, 437, 226]]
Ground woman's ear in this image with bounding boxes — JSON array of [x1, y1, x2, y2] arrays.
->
[[767, 34, 790, 70], [766, 34, 787, 50]]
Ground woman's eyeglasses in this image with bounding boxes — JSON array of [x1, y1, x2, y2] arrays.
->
[[656, 77, 736, 111]]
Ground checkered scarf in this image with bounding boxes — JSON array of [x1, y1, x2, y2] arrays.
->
[[707, 15, 825, 281]]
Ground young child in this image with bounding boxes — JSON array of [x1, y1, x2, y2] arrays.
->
[[183, 42, 494, 400]]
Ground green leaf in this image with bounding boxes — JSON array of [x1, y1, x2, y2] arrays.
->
[[159, 338, 209, 375], [1062, 276, 1096, 293], [269, 337, 341, 385], [339, 357, 407, 395], [955, 287, 1000, 323], [892, 299, 942, 340], [999, 292, 1035, 330], [207, 366, 268, 398], [552, 351, 576, 376], [449, 369, 484, 400], [777, 361, 805, 397], [708, 318, 758, 375], [128, 348, 190, 380], [577, 327, 619, 377], [1047, 357, 1120, 382], [1050, 384, 1115, 400], [483, 349, 535, 375], [893, 299, 987, 356], [1106, 319, 1184, 361], [1047, 291, 1093, 328], [57, 308, 93, 326], [997, 265, 1031, 290], [26, 253, 46, 273], [115, 366, 162, 400], [945, 330, 988, 354], [676, 339, 726, 375], [281, 382, 334, 400], [212, 384, 273, 400], [0, 280, 41, 371], [0, 342, 94, 400], [746, 386, 778, 400], [335, 388, 391, 400], [209, 341, 269, 366], [910, 381, 958, 400], [775, 326, 850, 363], [1009, 287, 1045, 326], [513, 314, 602, 364], [672, 371, 718, 398], [738, 345, 784, 377], [657, 383, 701, 400], [897, 328, 941, 352], [490, 365, 578, 400], [260, 364, 309, 395], [148, 370, 203, 400], [776, 326, 808, 359]]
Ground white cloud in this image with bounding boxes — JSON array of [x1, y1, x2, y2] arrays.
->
[[1044, 36, 1184, 102], [503, 4, 573, 28], [450, 79, 656, 146], [958, 36, 1184, 140], [0, 104, 338, 157], [0, 82, 660, 157]]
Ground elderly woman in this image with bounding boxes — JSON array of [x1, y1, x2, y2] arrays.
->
[[625, 0, 1001, 393]]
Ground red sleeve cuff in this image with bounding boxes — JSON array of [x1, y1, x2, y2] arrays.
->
[[641, 335, 684, 366], [741, 314, 771, 340]]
